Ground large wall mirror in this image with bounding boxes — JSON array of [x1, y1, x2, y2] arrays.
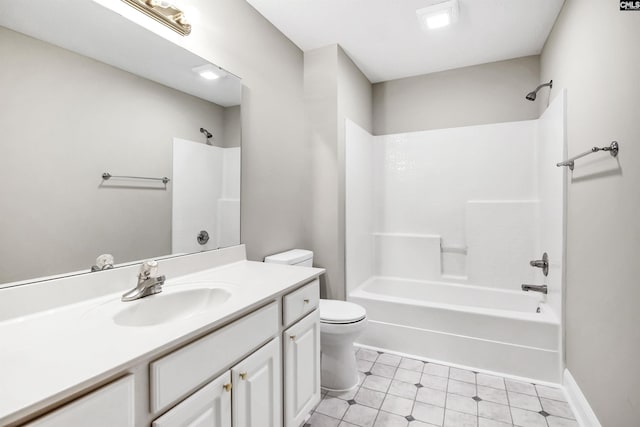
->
[[0, 0, 242, 288]]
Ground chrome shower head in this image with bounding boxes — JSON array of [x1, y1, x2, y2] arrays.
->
[[200, 127, 213, 145], [525, 80, 553, 101], [200, 127, 213, 138]]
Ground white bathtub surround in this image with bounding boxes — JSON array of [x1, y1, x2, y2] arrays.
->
[[172, 138, 240, 254], [345, 92, 567, 382], [0, 245, 324, 425], [218, 146, 242, 247], [346, 116, 554, 291], [534, 93, 567, 326], [466, 200, 539, 289], [305, 348, 577, 427], [345, 122, 375, 289], [373, 233, 442, 281]]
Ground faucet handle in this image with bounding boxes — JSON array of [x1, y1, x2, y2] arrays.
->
[[529, 252, 549, 276], [140, 259, 159, 277]]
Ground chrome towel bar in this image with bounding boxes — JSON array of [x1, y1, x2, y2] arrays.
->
[[102, 172, 170, 184], [556, 141, 619, 171]]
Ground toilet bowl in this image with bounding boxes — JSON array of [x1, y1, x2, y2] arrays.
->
[[264, 249, 368, 391], [319, 299, 367, 391]]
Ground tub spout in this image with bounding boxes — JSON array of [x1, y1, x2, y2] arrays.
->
[[521, 284, 547, 294]]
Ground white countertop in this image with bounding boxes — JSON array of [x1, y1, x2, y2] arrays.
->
[[0, 257, 323, 425]]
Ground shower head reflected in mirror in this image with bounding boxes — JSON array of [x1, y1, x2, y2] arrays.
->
[[526, 80, 553, 101], [200, 127, 213, 145]]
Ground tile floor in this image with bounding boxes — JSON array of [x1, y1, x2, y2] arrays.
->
[[305, 348, 577, 427]]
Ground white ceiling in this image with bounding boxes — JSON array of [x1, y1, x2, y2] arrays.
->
[[246, 0, 565, 83]]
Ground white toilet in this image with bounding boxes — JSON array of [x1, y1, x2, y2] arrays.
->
[[264, 249, 367, 392]]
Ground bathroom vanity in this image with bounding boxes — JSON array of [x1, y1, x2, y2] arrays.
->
[[0, 245, 324, 427]]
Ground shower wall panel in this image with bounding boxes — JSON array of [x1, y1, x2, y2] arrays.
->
[[372, 120, 537, 287], [345, 121, 375, 294], [346, 107, 565, 294], [466, 200, 538, 289], [172, 139, 240, 253], [217, 147, 241, 248], [535, 92, 566, 321]]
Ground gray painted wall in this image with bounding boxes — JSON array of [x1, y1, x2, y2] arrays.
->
[[305, 46, 339, 299], [541, 1, 640, 424], [304, 45, 372, 300], [337, 47, 373, 300], [0, 26, 227, 283], [372, 56, 541, 135]]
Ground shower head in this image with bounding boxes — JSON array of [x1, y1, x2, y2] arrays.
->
[[200, 127, 213, 139], [525, 80, 553, 101]]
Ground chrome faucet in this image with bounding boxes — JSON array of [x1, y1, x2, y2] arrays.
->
[[521, 284, 548, 294], [121, 260, 165, 302]]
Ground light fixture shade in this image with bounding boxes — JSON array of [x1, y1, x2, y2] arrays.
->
[[122, 0, 191, 36], [416, 0, 459, 30]]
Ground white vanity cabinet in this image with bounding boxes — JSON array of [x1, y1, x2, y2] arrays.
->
[[282, 279, 321, 427], [149, 303, 279, 414], [232, 338, 282, 427], [283, 310, 321, 427], [151, 338, 281, 427], [14, 275, 322, 427]]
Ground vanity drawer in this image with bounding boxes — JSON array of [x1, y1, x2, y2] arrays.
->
[[283, 279, 319, 327], [27, 376, 134, 427], [150, 302, 278, 414]]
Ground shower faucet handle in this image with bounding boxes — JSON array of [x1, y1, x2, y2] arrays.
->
[[529, 252, 549, 277]]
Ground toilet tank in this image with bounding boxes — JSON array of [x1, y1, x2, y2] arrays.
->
[[264, 249, 313, 267]]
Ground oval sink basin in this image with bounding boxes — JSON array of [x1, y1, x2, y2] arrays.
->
[[113, 287, 231, 327]]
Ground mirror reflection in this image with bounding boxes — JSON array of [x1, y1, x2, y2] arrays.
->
[[0, 9, 241, 287]]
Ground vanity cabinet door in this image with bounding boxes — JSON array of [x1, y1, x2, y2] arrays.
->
[[283, 310, 321, 427], [152, 371, 231, 427], [232, 338, 281, 427]]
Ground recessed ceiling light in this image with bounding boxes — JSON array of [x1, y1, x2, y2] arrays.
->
[[417, 0, 459, 31], [426, 12, 451, 29], [192, 64, 224, 80]]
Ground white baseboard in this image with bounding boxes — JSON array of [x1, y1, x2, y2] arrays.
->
[[563, 369, 602, 427]]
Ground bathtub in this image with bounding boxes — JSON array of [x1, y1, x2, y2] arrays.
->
[[349, 277, 562, 383]]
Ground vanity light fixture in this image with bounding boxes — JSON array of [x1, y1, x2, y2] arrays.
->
[[192, 64, 225, 80], [122, 0, 191, 36], [416, 0, 459, 30]]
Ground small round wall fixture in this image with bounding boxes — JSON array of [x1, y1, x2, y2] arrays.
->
[[197, 230, 210, 245]]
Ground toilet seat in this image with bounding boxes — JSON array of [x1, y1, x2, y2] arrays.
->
[[319, 299, 366, 324]]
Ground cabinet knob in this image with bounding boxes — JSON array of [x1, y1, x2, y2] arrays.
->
[[223, 383, 232, 392], [289, 335, 296, 341], [239, 372, 247, 380], [303, 299, 310, 304]]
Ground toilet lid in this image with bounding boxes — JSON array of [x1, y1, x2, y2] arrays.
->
[[319, 299, 366, 324]]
